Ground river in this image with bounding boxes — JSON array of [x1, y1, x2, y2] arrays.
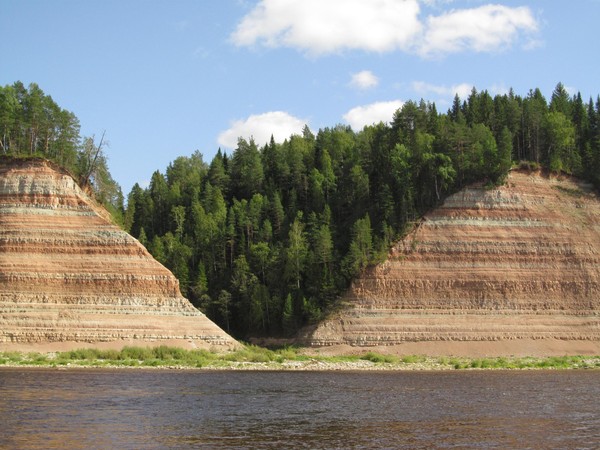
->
[[0, 368, 598, 449]]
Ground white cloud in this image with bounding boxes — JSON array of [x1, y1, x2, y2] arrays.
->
[[350, 70, 379, 90], [217, 111, 307, 149], [231, 1, 539, 58], [421, 0, 453, 7], [230, 0, 422, 56], [343, 100, 404, 130], [412, 81, 473, 100], [420, 4, 539, 57]]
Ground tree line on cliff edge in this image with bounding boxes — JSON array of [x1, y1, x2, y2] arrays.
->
[[2, 81, 600, 339], [0, 81, 123, 220]]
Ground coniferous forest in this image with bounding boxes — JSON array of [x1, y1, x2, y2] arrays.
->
[[2, 81, 600, 339]]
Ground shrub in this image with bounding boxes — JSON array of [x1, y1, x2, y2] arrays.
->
[[226, 345, 278, 363], [401, 355, 424, 364], [142, 359, 163, 367], [152, 346, 186, 361], [274, 346, 301, 361], [120, 346, 154, 361], [360, 352, 398, 364], [96, 349, 121, 361], [63, 348, 101, 360], [3, 352, 24, 363]]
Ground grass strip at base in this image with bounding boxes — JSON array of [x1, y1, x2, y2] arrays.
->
[[1, 346, 599, 370]]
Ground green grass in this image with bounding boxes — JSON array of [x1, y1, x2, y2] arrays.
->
[[553, 185, 586, 198], [434, 355, 600, 370], [0, 347, 599, 370], [401, 355, 427, 364], [360, 352, 400, 364]]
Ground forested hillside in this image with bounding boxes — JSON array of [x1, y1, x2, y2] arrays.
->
[[123, 83, 600, 339], [2, 81, 600, 339], [0, 82, 124, 221]]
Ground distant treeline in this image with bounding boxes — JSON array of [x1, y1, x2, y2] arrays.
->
[[2, 81, 600, 339], [0, 81, 123, 220]]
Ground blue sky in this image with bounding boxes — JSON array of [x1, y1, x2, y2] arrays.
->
[[2, 0, 599, 195]]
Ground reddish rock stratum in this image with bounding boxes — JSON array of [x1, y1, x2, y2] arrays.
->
[[0, 159, 237, 351], [301, 170, 600, 356]]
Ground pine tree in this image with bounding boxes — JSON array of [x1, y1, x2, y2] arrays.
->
[[496, 127, 513, 183], [285, 213, 308, 290], [231, 138, 264, 200], [342, 214, 373, 279], [550, 82, 572, 117], [544, 111, 577, 173]]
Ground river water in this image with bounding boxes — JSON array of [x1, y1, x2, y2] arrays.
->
[[0, 368, 598, 449]]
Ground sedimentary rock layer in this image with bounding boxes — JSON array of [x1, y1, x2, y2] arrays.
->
[[303, 170, 600, 348], [0, 159, 237, 349]]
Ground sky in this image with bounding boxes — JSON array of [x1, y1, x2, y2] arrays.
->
[[2, 0, 599, 195]]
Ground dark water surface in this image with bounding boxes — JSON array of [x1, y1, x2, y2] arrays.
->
[[0, 368, 598, 449]]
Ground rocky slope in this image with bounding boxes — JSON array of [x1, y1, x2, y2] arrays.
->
[[301, 170, 600, 354], [0, 159, 237, 350]]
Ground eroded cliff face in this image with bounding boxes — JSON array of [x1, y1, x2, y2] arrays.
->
[[0, 159, 237, 350], [303, 170, 600, 349]]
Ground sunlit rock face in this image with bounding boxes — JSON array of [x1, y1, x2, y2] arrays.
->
[[0, 159, 237, 350], [303, 170, 600, 347]]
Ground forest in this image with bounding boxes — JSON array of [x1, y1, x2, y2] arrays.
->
[[2, 81, 600, 339]]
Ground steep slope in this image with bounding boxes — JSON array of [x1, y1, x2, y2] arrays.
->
[[0, 159, 237, 351], [301, 170, 600, 355]]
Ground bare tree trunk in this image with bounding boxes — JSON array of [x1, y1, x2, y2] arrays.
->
[[81, 130, 106, 187]]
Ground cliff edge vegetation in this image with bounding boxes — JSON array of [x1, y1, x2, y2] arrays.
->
[[119, 83, 600, 341], [0, 158, 238, 350], [2, 81, 600, 346], [298, 169, 600, 355], [0, 82, 124, 223]]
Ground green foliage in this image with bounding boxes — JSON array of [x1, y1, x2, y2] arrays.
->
[[0, 82, 80, 167], [342, 214, 373, 279], [114, 83, 600, 340], [360, 352, 400, 364], [4, 81, 600, 341], [224, 344, 279, 363], [285, 214, 308, 290], [2, 349, 598, 370], [543, 111, 579, 174], [231, 138, 264, 199], [401, 355, 427, 364], [0, 81, 124, 221], [120, 346, 155, 360], [434, 355, 600, 370], [281, 293, 296, 334]]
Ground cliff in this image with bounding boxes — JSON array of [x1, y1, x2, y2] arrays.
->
[[0, 159, 238, 351], [301, 170, 600, 355]]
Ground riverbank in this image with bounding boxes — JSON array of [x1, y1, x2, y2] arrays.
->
[[1, 345, 599, 371]]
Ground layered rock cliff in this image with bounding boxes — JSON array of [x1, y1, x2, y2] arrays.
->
[[302, 170, 600, 351], [0, 159, 237, 350]]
